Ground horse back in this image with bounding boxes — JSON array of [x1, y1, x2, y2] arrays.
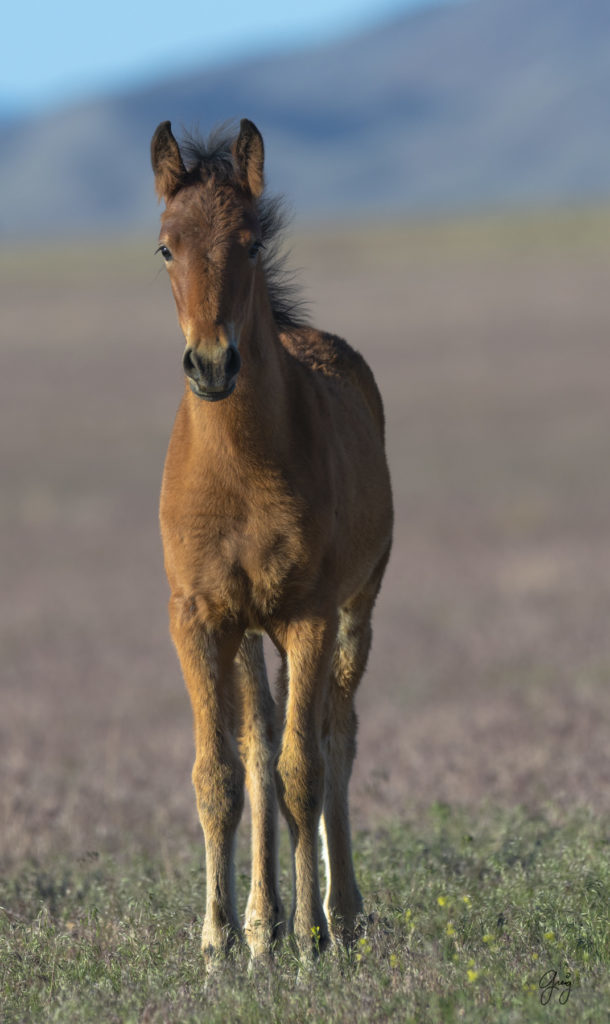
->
[[280, 327, 386, 441]]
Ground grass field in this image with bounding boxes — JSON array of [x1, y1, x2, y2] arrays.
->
[[2, 207, 610, 1020], [2, 806, 608, 1022]]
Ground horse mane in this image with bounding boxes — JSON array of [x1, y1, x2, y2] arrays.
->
[[179, 124, 309, 331]]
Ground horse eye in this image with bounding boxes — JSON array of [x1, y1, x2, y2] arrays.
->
[[248, 240, 263, 261], [155, 244, 173, 262]]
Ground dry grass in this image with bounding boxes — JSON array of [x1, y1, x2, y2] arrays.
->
[[2, 207, 610, 873]]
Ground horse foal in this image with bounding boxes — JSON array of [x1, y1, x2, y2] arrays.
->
[[151, 117, 393, 959]]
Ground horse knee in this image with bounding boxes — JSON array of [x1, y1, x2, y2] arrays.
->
[[192, 754, 245, 830], [324, 694, 358, 766], [276, 740, 324, 829]]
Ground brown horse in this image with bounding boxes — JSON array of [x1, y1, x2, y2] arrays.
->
[[151, 118, 393, 959]]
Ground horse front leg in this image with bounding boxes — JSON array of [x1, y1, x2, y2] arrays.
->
[[236, 634, 285, 958], [275, 612, 337, 955], [169, 597, 245, 959]]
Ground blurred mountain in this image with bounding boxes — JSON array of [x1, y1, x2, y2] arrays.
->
[[2, 0, 610, 236]]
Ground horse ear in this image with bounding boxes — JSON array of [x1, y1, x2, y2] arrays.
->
[[151, 121, 187, 201], [232, 119, 265, 198]]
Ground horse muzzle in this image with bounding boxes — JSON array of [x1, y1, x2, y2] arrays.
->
[[182, 343, 241, 402]]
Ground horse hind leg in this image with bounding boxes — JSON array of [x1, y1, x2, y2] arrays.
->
[[236, 633, 285, 958], [320, 611, 367, 944], [321, 554, 389, 945]]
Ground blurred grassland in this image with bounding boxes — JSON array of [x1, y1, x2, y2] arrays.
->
[[5, 203, 610, 281]]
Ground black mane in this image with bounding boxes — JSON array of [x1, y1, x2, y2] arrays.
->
[[179, 124, 308, 332]]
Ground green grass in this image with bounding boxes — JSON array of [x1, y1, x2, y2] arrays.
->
[[1, 805, 608, 1023]]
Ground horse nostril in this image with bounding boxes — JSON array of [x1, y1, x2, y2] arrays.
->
[[182, 346, 200, 378], [225, 345, 241, 379]]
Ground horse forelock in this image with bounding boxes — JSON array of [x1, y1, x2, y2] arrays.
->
[[174, 124, 309, 331]]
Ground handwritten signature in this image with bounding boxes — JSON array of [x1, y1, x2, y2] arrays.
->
[[539, 969, 572, 1005]]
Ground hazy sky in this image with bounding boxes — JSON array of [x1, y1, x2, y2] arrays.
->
[[3, 0, 447, 113]]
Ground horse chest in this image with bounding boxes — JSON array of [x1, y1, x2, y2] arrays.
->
[[162, 481, 310, 626]]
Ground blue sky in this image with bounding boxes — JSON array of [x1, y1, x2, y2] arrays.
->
[[3, 0, 445, 113]]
